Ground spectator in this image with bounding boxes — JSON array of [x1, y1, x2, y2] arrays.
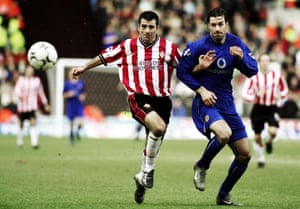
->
[[281, 72, 300, 118]]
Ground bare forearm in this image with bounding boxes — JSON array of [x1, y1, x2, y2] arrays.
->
[[81, 56, 102, 72], [72, 56, 103, 79]]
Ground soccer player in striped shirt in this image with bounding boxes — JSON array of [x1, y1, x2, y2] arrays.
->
[[71, 11, 181, 204], [177, 8, 258, 206], [14, 65, 50, 149], [242, 54, 288, 168]]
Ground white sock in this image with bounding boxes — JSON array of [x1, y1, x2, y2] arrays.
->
[[253, 142, 265, 163], [140, 153, 146, 172], [143, 133, 162, 172], [17, 127, 23, 147], [264, 136, 271, 143], [30, 126, 38, 147]]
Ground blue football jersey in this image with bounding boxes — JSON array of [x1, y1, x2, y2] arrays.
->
[[63, 79, 86, 119], [177, 33, 258, 113]]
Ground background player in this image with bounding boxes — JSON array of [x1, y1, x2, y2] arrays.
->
[[177, 8, 258, 206], [63, 70, 87, 145], [242, 53, 288, 168], [14, 65, 50, 149]]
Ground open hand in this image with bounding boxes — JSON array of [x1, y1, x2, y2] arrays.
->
[[193, 50, 216, 73]]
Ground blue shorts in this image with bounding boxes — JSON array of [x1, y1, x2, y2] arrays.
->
[[67, 106, 84, 121], [192, 97, 247, 144]]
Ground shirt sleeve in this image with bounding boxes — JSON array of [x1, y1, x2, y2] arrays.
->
[[278, 74, 289, 105], [38, 78, 48, 105], [236, 42, 259, 78], [176, 42, 202, 90], [242, 77, 256, 102], [80, 80, 87, 94], [14, 77, 22, 98]]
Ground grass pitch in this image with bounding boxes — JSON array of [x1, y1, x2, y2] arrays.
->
[[0, 135, 299, 209]]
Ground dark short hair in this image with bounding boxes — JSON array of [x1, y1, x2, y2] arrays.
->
[[205, 8, 228, 24], [138, 10, 160, 26]]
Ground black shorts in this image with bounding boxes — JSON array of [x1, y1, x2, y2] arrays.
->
[[18, 111, 36, 123], [128, 93, 172, 126], [250, 104, 279, 134]]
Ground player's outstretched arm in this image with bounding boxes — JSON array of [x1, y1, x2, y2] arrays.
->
[[72, 56, 103, 79]]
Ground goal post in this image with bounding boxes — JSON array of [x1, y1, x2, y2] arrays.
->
[[48, 58, 127, 137]]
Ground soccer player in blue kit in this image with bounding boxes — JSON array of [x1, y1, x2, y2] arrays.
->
[[177, 8, 258, 206], [63, 70, 87, 144]]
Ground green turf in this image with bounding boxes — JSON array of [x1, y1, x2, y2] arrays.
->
[[0, 135, 299, 209]]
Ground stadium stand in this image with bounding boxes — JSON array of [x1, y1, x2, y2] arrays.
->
[[1, 0, 300, 119]]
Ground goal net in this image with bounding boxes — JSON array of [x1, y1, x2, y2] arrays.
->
[[48, 58, 128, 137]]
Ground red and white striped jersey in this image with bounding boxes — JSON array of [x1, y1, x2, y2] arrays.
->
[[242, 69, 288, 106], [14, 76, 48, 112], [101, 37, 181, 97]]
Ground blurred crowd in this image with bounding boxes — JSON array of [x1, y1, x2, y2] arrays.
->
[[90, 0, 300, 118], [0, 0, 26, 116], [1, 0, 300, 119]]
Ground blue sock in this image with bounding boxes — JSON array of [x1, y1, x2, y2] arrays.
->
[[197, 136, 224, 169], [218, 158, 248, 198], [77, 125, 82, 140], [70, 130, 74, 144]]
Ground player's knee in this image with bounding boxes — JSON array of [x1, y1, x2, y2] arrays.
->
[[145, 112, 166, 137], [254, 134, 262, 143], [211, 121, 232, 144], [269, 127, 277, 138], [236, 152, 251, 164], [217, 128, 232, 144], [270, 133, 276, 139], [152, 124, 166, 137]]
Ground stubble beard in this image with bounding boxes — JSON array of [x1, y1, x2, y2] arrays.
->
[[140, 34, 156, 46], [212, 32, 225, 44]]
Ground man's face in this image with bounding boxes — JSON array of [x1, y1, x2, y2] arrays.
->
[[137, 19, 158, 45], [25, 66, 34, 77], [207, 16, 227, 43], [259, 54, 270, 72]]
